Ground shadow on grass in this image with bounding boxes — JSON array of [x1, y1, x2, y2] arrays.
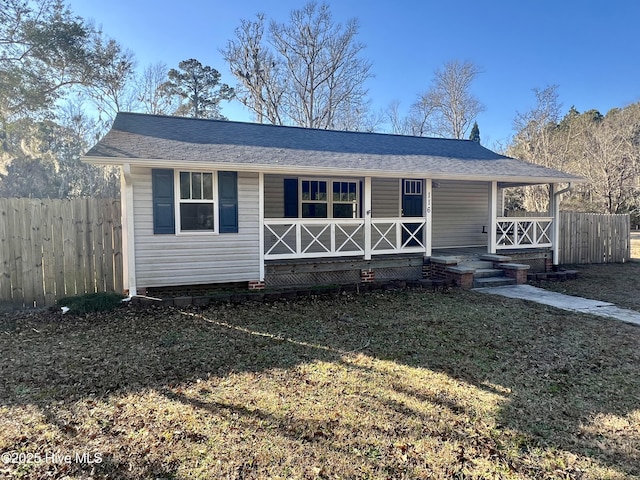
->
[[1, 289, 639, 478]]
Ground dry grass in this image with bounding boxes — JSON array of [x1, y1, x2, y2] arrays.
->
[[631, 235, 640, 259], [1, 286, 639, 479]]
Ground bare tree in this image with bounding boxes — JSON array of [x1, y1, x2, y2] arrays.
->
[[411, 60, 484, 139], [83, 32, 138, 127], [407, 90, 439, 137], [136, 62, 178, 115], [578, 105, 640, 214], [508, 86, 640, 215], [507, 86, 563, 211], [222, 14, 285, 124], [222, 2, 373, 130], [511, 85, 562, 163], [385, 100, 409, 135]]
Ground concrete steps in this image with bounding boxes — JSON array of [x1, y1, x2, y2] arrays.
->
[[456, 256, 517, 288], [431, 253, 527, 289]]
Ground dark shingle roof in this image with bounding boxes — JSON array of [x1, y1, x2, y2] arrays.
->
[[84, 112, 582, 183]]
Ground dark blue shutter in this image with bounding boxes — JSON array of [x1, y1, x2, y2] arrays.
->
[[152, 169, 175, 234], [218, 171, 238, 233], [284, 178, 298, 218]]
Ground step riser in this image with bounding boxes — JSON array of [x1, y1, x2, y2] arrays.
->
[[473, 268, 505, 279], [473, 278, 516, 288]]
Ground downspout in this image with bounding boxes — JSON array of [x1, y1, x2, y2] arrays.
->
[[552, 182, 574, 266]]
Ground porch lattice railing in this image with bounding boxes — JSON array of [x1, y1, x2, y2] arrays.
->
[[496, 217, 553, 249], [263, 218, 426, 260], [371, 218, 426, 254]]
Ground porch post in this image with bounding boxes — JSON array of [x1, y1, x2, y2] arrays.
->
[[364, 176, 372, 260], [121, 164, 137, 296], [488, 181, 498, 253], [550, 183, 559, 266], [425, 178, 432, 257], [258, 172, 265, 281]]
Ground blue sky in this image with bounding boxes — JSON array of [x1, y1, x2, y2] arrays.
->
[[68, 0, 640, 148]]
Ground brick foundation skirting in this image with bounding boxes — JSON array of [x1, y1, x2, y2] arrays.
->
[[248, 280, 266, 290], [360, 268, 375, 283], [422, 263, 431, 278], [545, 257, 553, 272]]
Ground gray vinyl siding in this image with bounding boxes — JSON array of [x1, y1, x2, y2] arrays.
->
[[432, 180, 489, 248], [264, 174, 286, 218], [132, 167, 260, 288], [371, 178, 399, 217]]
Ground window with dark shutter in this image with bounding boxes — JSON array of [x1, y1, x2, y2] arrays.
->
[[152, 168, 175, 234]]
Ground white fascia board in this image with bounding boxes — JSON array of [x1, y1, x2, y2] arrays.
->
[[81, 155, 584, 185]]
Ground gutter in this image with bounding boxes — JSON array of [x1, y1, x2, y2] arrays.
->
[[553, 182, 574, 266]]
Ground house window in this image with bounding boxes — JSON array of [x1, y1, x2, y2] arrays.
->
[[178, 171, 215, 231], [301, 180, 328, 218], [404, 179, 422, 195], [332, 181, 358, 218], [298, 179, 359, 218]]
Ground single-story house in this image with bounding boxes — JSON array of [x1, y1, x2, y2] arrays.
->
[[83, 112, 582, 295]]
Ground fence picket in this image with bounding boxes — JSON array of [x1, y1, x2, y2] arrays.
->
[[112, 198, 124, 294], [51, 200, 66, 299], [41, 200, 56, 306], [0, 200, 11, 304], [10, 200, 25, 306], [102, 198, 115, 292], [31, 200, 46, 307]]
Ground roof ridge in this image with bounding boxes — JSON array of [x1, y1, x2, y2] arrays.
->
[[113, 111, 475, 143]]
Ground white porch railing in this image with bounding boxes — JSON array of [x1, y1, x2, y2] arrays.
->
[[496, 217, 553, 250], [264, 218, 426, 260], [371, 218, 426, 254]]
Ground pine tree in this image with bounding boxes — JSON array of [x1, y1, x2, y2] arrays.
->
[[468, 121, 480, 143]]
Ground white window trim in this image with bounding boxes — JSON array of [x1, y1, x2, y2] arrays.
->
[[174, 170, 219, 235], [298, 178, 360, 219], [404, 179, 422, 195], [399, 179, 424, 216], [300, 179, 328, 218]]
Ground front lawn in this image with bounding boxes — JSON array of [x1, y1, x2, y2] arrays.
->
[[1, 287, 639, 479]]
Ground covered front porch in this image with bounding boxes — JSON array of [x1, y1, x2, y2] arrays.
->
[[258, 174, 560, 285]]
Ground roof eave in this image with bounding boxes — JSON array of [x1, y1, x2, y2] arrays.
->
[[82, 155, 584, 185]]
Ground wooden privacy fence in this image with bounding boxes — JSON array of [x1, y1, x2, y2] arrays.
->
[[0, 198, 122, 308], [558, 212, 630, 264]]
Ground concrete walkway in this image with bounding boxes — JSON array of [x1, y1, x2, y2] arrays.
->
[[474, 284, 640, 327]]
